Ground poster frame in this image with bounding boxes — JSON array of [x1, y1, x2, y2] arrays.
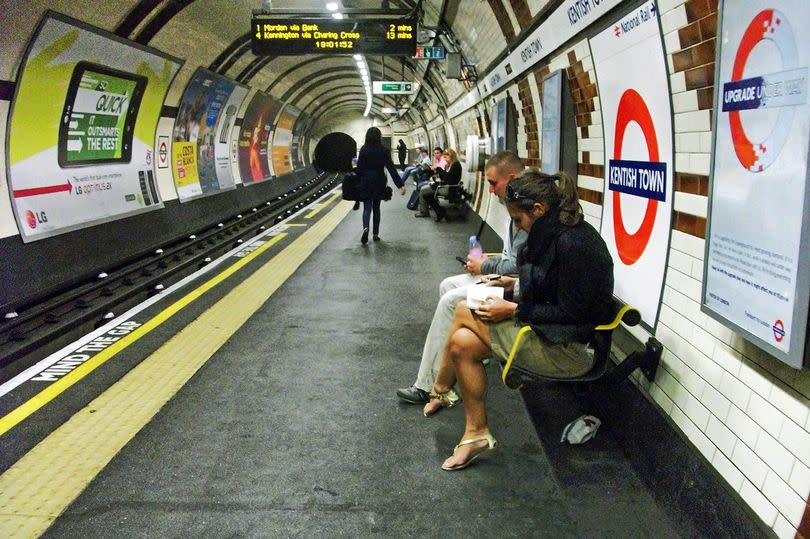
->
[[171, 66, 248, 202], [589, 0, 676, 333], [5, 10, 183, 242], [701, 0, 810, 368]]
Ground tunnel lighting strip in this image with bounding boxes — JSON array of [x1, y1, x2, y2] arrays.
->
[[355, 53, 372, 117]]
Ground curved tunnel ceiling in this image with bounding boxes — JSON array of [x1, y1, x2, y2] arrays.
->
[[104, 0, 457, 128]]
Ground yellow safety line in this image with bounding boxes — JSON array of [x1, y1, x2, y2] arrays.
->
[[0, 200, 353, 538], [0, 233, 287, 438], [305, 192, 341, 218]]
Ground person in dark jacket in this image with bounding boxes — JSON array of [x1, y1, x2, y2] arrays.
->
[[355, 127, 406, 244], [422, 169, 614, 470], [396, 139, 407, 169], [416, 148, 462, 221]]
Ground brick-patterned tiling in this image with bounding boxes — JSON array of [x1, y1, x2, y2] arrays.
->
[[487, 0, 515, 42], [674, 172, 709, 196], [517, 76, 539, 168], [508, 0, 532, 32]]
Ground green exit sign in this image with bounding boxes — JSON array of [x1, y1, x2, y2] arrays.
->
[[372, 81, 414, 94]]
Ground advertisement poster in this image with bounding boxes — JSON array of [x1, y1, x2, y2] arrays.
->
[[6, 12, 182, 241], [591, 1, 674, 328], [289, 111, 307, 169], [703, 0, 810, 367], [238, 91, 281, 184], [540, 70, 562, 174], [271, 106, 299, 176], [172, 141, 198, 190], [171, 68, 247, 201]]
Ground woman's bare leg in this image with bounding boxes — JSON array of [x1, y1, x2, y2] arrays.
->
[[426, 302, 496, 467]]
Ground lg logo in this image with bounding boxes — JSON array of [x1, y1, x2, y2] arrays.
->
[[25, 210, 48, 229]]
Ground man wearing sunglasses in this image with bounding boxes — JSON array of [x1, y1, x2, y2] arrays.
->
[[396, 150, 528, 405]]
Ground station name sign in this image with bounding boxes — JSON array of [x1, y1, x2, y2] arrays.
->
[[251, 17, 416, 55]]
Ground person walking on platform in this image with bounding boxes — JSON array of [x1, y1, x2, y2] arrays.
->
[[396, 151, 526, 403], [415, 148, 461, 221], [355, 127, 406, 244], [397, 139, 407, 169], [427, 170, 614, 471]]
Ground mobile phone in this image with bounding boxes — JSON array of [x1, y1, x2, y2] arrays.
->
[[58, 61, 147, 168], [455, 256, 467, 265]]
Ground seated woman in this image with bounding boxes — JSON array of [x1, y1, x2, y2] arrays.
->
[[415, 148, 462, 221], [423, 170, 614, 471]]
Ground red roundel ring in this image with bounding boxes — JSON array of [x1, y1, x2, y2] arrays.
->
[[729, 9, 795, 172], [612, 89, 659, 266]]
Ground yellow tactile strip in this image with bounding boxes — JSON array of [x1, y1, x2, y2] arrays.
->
[[0, 200, 353, 538]]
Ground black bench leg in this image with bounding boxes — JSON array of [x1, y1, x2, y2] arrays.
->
[[604, 337, 662, 384]]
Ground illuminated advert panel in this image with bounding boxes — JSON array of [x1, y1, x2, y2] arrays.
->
[[172, 68, 248, 201], [540, 70, 563, 175], [238, 91, 282, 185], [6, 11, 182, 242], [251, 17, 416, 55], [703, 0, 810, 368]]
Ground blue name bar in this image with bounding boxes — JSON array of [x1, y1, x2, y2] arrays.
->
[[722, 77, 764, 112], [608, 159, 667, 201]]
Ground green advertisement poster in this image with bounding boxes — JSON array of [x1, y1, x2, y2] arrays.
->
[[6, 12, 182, 242]]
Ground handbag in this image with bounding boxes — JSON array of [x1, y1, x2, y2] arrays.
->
[[382, 185, 393, 201], [341, 172, 368, 201]]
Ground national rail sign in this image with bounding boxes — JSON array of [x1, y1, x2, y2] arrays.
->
[[372, 81, 413, 95], [251, 17, 416, 56], [703, 0, 810, 368], [591, 1, 673, 329]]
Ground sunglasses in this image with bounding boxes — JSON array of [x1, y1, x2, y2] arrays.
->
[[506, 177, 559, 202], [506, 183, 533, 202]]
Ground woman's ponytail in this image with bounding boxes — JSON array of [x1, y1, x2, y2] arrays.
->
[[556, 172, 582, 226]]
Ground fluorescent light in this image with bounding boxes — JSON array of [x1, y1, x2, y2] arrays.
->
[[331, 12, 344, 19], [326, 2, 339, 10]]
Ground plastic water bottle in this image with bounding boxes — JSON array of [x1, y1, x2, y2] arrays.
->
[[468, 235, 483, 259]]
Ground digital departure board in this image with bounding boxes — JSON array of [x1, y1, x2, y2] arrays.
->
[[251, 17, 416, 55]]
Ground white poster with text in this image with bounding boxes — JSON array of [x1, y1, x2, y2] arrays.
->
[[592, 1, 673, 328], [704, 0, 810, 367]]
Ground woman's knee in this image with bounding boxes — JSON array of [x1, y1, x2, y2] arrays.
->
[[448, 327, 484, 361]]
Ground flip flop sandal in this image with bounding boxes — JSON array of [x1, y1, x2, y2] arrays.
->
[[441, 432, 498, 471], [423, 388, 461, 417]]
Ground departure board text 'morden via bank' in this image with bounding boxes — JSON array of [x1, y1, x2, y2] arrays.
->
[[251, 18, 416, 55]]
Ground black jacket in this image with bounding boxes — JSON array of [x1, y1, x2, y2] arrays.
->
[[356, 143, 404, 199], [435, 161, 462, 185], [516, 216, 614, 344]]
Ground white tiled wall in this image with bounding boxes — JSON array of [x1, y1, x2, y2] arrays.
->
[[419, 3, 810, 533]]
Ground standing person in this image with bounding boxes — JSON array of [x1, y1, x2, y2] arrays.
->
[[355, 127, 406, 244], [425, 170, 614, 471], [397, 139, 408, 169], [416, 148, 462, 221], [396, 150, 526, 404]]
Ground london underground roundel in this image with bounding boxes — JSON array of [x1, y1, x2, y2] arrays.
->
[[726, 10, 798, 172], [610, 89, 665, 265]]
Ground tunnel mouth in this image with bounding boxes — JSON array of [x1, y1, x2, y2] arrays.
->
[[313, 132, 356, 172]]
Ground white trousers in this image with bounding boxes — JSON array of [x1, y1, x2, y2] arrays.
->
[[413, 272, 478, 392]]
